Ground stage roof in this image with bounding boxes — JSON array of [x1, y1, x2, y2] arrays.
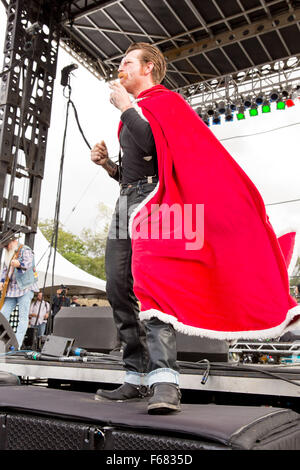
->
[[59, 0, 300, 92]]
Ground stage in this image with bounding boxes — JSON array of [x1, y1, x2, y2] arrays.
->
[[0, 382, 300, 451], [1, 353, 300, 400], [1, 347, 300, 450]]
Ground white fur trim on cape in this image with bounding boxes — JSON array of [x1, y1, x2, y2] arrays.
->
[[128, 181, 160, 238], [128, 103, 160, 238], [139, 305, 300, 341]]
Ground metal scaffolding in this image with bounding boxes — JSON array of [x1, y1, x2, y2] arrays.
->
[[0, 0, 62, 248]]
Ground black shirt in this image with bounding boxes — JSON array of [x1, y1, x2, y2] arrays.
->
[[51, 295, 70, 315], [113, 107, 158, 184]]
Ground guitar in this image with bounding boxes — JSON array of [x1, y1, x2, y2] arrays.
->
[[0, 244, 23, 310]]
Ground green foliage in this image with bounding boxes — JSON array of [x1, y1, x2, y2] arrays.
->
[[81, 227, 108, 257], [39, 217, 108, 280], [39, 219, 86, 255], [64, 251, 106, 280]]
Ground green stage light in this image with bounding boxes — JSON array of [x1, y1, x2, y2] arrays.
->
[[236, 106, 245, 120], [276, 99, 285, 110], [262, 100, 271, 113], [237, 112, 245, 120], [249, 105, 258, 116]]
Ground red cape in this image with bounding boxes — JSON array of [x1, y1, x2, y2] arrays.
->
[[123, 85, 299, 340]]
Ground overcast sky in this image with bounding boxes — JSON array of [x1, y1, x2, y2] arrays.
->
[[0, 6, 300, 254]]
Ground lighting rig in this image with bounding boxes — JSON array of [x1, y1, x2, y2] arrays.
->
[[183, 55, 300, 126], [196, 86, 300, 126]]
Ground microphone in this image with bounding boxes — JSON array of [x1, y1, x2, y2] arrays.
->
[[61, 63, 78, 86]]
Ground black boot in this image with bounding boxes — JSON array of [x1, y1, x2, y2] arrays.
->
[[95, 382, 149, 402], [148, 382, 181, 414]]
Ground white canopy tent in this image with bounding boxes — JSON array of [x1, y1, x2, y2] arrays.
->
[[33, 229, 106, 297]]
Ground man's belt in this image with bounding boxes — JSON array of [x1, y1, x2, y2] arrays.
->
[[120, 176, 158, 189]]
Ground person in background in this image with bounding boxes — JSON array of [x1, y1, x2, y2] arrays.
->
[[0, 231, 39, 348], [29, 291, 50, 336], [70, 295, 80, 307], [51, 285, 70, 317]]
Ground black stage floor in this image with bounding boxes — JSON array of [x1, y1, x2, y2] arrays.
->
[[1, 355, 300, 412], [0, 384, 300, 450]]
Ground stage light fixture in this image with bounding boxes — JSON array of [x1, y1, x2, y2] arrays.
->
[[243, 96, 252, 108], [249, 104, 258, 116], [286, 98, 295, 107], [270, 90, 279, 102], [225, 107, 233, 122], [255, 95, 264, 105], [217, 101, 226, 114], [225, 106, 233, 122], [281, 89, 289, 98], [230, 103, 237, 111], [236, 106, 245, 120], [202, 113, 210, 126], [262, 100, 271, 113], [291, 86, 300, 100], [212, 111, 221, 125], [207, 106, 215, 116], [276, 98, 285, 110]]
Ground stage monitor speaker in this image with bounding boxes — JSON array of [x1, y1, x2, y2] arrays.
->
[[42, 335, 74, 357], [176, 333, 228, 362], [0, 313, 19, 352], [53, 307, 118, 353], [53, 307, 228, 361]]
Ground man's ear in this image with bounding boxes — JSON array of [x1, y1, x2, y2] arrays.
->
[[144, 61, 154, 77]]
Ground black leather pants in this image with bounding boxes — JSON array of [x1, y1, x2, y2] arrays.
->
[[144, 317, 179, 373], [105, 181, 155, 374], [105, 181, 179, 378]]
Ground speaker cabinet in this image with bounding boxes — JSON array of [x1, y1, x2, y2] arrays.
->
[[53, 307, 118, 352], [0, 413, 103, 450], [0, 313, 19, 352], [176, 334, 228, 362], [53, 307, 228, 360]]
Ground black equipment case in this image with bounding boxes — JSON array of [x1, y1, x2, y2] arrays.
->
[[0, 385, 299, 450]]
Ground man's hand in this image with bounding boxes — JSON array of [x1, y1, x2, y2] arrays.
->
[[0, 282, 3, 291], [91, 140, 108, 166], [109, 81, 133, 113], [91, 140, 118, 178], [11, 259, 21, 268]]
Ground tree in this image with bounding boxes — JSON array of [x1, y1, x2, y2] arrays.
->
[[290, 256, 300, 289], [81, 202, 112, 257], [39, 218, 107, 280], [39, 219, 86, 256]]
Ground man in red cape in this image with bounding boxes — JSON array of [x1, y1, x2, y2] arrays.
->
[[91, 43, 300, 414]]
